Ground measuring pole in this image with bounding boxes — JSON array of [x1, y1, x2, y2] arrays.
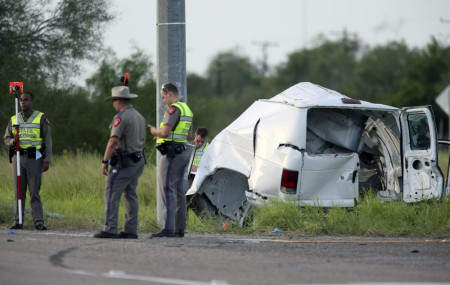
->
[[9, 82, 24, 225]]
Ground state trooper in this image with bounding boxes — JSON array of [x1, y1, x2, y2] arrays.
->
[[4, 91, 52, 230], [148, 83, 193, 238], [94, 86, 147, 239], [188, 127, 209, 187]]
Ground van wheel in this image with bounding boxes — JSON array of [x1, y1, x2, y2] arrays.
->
[[188, 193, 217, 218]]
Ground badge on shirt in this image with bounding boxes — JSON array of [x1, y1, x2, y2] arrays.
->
[[168, 106, 177, 115], [113, 117, 122, 127]]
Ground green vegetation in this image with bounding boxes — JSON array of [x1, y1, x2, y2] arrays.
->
[[1, 152, 449, 237], [253, 192, 450, 237]]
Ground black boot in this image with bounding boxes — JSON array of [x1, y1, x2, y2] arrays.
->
[[119, 232, 138, 239], [35, 224, 48, 230], [10, 224, 23, 230], [175, 229, 185, 237], [93, 231, 119, 238], [150, 229, 176, 238]]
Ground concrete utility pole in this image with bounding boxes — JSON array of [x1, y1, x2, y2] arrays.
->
[[156, 0, 187, 226]]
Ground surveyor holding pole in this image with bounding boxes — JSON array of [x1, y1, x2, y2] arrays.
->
[[4, 88, 52, 230]]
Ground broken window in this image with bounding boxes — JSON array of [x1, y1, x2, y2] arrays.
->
[[407, 113, 431, 150]]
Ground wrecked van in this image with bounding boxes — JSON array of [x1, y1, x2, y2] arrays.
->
[[187, 82, 450, 224]]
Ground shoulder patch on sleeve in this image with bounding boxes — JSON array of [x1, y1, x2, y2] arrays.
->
[[168, 106, 177, 115], [45, 118, 51, 126], [113, 117, 122, 127]]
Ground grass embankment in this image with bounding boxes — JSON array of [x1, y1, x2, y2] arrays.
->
[[0, 151, 449, 237]]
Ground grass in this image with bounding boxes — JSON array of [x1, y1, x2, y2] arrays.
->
[[1, 151, 449, 237]]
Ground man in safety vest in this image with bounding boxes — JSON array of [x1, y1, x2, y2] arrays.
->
[[148, 83, 193, 238], [3, 91, 52, 230], [188, 127, 209, 187]]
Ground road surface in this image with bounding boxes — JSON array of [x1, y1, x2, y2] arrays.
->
[[1, 229, 449, 285]]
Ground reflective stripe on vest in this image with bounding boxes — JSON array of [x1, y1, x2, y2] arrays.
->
[[192, 142, 209, 167], [11, 111, 44, 149], [157, 102, 193, 144]]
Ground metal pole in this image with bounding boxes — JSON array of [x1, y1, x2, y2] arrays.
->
[[9, 82, 24, 225], [156, 0, 187, 226]]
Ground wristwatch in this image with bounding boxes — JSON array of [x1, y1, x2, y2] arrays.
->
[[102, 159, 108, 164]]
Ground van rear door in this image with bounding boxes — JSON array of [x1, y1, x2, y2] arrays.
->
[[400, 107, 444, 202]]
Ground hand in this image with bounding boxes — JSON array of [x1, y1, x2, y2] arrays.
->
[[42, 162, 50, 172], [14, 133, 19, 143], [147, 124, 154, 134], [102, 163, 109, 176]]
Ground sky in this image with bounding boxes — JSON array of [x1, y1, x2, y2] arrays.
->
[[93, 0, 449, 78]]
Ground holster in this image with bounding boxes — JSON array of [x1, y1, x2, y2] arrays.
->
[[9, 146, 15, 163], [25, 147, 36, 158], [156, 144, 168, 155], [119, 149, 130, 168], [157, 142, 186, 159], [110, 149, 146, 168]]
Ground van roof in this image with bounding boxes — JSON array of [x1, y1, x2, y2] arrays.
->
[[264, 82, 399, 111]]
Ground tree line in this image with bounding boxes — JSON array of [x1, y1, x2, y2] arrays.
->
[[1, 0, 449, 158]]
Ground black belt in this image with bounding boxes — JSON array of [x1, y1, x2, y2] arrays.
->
[[157, 143, 187, 149], [19, 148, 35, 155], [127, 151, 144, 157]]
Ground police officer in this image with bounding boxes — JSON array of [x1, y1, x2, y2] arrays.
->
[[148, 83, 193, 238], [4, 91, 52, 230], [188, 127, 209, 187], [94, 86, 146, 239]]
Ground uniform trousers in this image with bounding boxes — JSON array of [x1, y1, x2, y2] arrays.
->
[[159, 148, 191, 231], [11, 154, 44, 226], [104, 158, 145, 234]]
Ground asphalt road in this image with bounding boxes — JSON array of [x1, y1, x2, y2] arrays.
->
[[1, 229, 449, 285]]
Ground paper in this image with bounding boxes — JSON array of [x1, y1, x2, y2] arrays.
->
[[36, 150, 42, 160]]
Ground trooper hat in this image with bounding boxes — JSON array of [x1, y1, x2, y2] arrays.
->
[[104, 86, 138, 102]]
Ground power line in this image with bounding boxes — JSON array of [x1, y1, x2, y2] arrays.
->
[[252, 41, 277, 77]]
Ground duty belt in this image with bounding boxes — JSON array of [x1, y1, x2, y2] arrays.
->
[[19, 148, 36, 156]]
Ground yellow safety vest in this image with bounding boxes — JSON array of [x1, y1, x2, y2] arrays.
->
[[193, 142, 209, 167], [157, 101, 193, 144], [11, 111, 44, 150]]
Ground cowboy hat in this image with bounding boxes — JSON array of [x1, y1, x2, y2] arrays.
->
[[104, 86, 138, 102]]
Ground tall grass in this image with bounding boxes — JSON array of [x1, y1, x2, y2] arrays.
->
[[252, 191, 450, 237], [0, 151, 160, 232], [1, 152, 449, 236]]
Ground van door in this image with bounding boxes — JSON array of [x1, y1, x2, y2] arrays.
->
[[400, 107, 444, 202], [438, 140, 450, 197]]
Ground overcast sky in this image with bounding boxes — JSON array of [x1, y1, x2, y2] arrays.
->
[[96, 0, 449, 78]]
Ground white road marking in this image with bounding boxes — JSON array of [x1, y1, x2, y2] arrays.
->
[[67, 268, 230, 285], [67, 268, 450, 285]]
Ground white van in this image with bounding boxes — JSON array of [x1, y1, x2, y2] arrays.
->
[[187, 82, 450, 224]]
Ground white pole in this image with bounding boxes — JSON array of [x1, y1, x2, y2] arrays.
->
[[14, 91, 22, 225]]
